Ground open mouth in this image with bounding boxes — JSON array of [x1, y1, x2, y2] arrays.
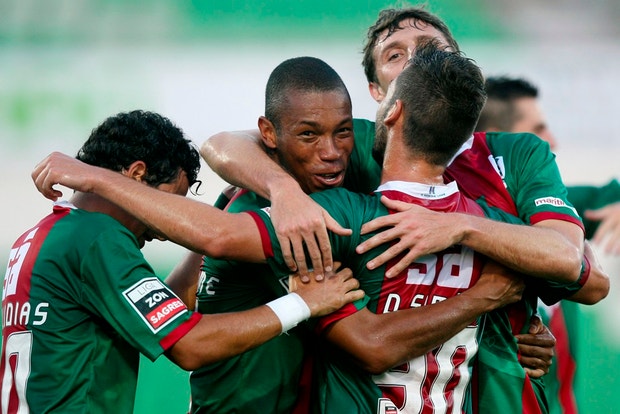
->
[[316, 171, 344, 187]]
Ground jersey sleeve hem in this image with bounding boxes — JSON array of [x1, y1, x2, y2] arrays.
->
[[314, 301, 364, 333], [529, 212, 585, 233], [159, 312, 202, 352], [246, 210, 274, 258]]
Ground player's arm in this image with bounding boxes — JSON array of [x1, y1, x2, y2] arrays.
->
[[565, 240, 609, 304], [357, 197, 583, 283], [322, 261, 524, 374], [32, 152, 266, 262], [167, 267, 364, 371], [165, 250, 204, 309], [202, 130, 351, 278]]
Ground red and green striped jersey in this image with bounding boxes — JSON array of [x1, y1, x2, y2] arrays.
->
[[1, 202, 199, 413], [345, 122, 585, 413], [250, 182, 501, 413]]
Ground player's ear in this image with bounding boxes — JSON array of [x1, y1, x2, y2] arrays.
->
[[369, 82, 387, 103], [123, 161, 148, 182], [383, 99, 403, 127], [258, 116, 278, 150]]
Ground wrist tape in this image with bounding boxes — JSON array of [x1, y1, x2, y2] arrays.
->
[[266, 293, 311, 333]]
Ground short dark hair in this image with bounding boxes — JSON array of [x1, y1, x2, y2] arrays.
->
[[77, 110, 201, 189], [389, 41, 485, 166], [475, 76, 539, 132], [265, 56, 350, 132], [362, 6, 460, 85]]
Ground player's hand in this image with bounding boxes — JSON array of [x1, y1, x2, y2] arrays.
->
[[32, 152, 98, 200], [585, 202, 620, 254], [462, 260, 524, 311], [356, 196, 465, 278], [289, 265, 363, 317], [270, 185, 351, 281], [515, 315, 555, 378]]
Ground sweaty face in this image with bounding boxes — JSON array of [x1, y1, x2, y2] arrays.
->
[[274, 90, 354, 194], [139, 170, 190, 247], [511, 97, 558, 150], [371, 18, 451, 102]]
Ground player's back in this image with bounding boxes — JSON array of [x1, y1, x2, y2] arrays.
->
[[1, 203, 143, 413]]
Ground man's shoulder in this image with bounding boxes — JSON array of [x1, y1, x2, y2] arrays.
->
[[225, 188, 269, 213]]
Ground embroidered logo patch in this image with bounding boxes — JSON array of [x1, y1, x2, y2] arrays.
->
[[123, 277, 188, 333]]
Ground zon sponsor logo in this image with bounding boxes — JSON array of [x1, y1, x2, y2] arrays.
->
[[123, 277, 187, 333]]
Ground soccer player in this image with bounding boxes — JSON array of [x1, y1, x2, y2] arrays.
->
[[186, 56, 533, 413], [476, 75, 620, 414], [199, 6, 609, 413], [29, 55, 527, 414], [1, 110, 362, 413], [31, 43, 600, 413], [477, 75, 620, 252], [188, 56, 357, 413]]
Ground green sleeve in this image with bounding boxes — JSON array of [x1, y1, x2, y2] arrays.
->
[[485, 132, 583, 228], [81, 224, 194, 361]]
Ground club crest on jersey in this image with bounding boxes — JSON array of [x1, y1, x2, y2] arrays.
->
[[123, 277, 188, 333], [487, 155, 507, 188]]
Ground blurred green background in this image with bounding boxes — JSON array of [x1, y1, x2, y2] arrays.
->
[[2, 0, 619, 412]]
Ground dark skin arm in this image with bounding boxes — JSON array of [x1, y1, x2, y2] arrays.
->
[[323, 260, 524, 374]]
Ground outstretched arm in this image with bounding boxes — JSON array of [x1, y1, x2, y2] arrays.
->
[[168, 265, 364, 371], [323, 260, 524, 374], [357, 197, 583, 283], [33, 152, 265, 262], [202, 130, 351, 278]]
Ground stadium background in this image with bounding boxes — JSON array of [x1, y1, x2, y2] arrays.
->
[[1, 0, 619, 412]]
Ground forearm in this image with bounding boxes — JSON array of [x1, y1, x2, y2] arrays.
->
[[461, 215, 583, 282], [566, 241, 610, 304], [326, 290, 497, 374], [88, 168, 264, 261], [201, 130, 302, 201], [168, 306, 283, 370]]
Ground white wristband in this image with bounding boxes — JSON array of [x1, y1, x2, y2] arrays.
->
[[265, 293, 311, 333]]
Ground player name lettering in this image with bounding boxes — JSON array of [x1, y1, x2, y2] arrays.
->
[[3, 301, 49, 327], [149, 299, 184, 324], [382, 293, 447, 313]]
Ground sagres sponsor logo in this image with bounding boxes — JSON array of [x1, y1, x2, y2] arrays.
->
[[123, 277, 187, 332], [534, 197, 578, 214]]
